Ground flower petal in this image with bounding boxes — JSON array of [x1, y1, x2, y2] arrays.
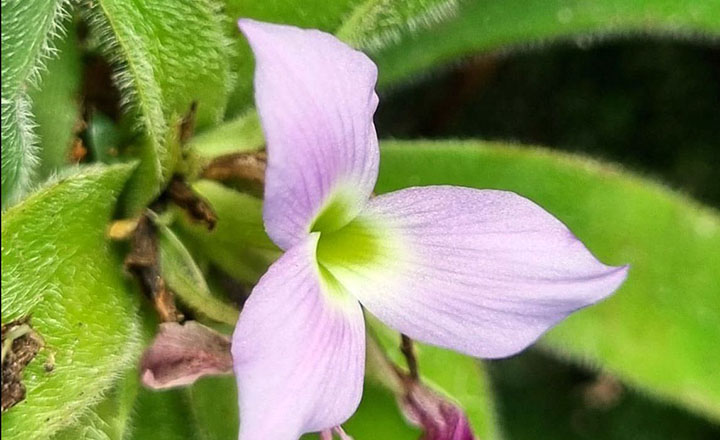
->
[[238, 19, 379, 249], [319, 186, 628, 358], [232, 234, 366, 439]]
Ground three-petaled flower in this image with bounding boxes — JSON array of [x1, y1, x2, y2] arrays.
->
[[232, 19, 628, 440]]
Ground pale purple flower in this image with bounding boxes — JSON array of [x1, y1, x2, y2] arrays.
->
[[232, 19, 628, 440]]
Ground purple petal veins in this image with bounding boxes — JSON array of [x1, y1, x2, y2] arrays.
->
[[238, 18, 379, 250], [232, 18, 629, 440], [231, 235, 365, 440]]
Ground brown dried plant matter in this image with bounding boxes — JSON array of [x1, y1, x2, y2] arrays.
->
[[125, 215, 184, 322], [165, 175, 217, 230], [202, 151, 267, 185], [1, 319, 43, 412]]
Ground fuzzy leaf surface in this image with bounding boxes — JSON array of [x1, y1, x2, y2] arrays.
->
[[1, 164, 142, 439]]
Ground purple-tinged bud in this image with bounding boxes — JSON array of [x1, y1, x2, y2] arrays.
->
[[141, 321, 232, 389], [400, 381, 475, 440]]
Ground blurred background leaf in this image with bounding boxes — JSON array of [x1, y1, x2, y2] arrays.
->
[[371, 0, 720, 87], [1, 164, 142, 440], [376, 141, 720, 421], [488, 350, 720, 440], [1, 0, 71, 209]]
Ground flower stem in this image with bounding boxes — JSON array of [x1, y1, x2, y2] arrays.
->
[[400, 334, 419, 380]]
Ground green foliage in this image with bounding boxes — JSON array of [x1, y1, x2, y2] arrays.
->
[[377, 140, 720, 421], [367, 315, 503, 439], [52, 368, 139, 440], [1, 0, 70, 208], [174, 180, 280, 284], [491, 351, 720, 440], [87, 0, 234, 213], [222, 0, 362, 115], [29, 23, 82, 180], [129, 376, 238, 440], [337, 0, 460, 50], [223, 0, 459, 115], [130, 388, 200, 440], [1, 164, 142, 440], [86, 112, 123, 165], [2, 0, 719, 437], [156, 221, 239, 325], [185, 376, 240, 440], [342, 382, 421, 439], [189, 110, 264, 159], [372, 0, 720, 86]]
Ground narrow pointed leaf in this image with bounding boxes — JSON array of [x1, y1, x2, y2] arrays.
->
[[1, 0, 71, 208], [189, 110, 264, 160], [1, 164, 142, 440], [156, 223, 239, 325], [377, 140, 720, 421], [87, 0, 233, 213]]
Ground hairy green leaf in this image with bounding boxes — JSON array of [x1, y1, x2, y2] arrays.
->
[[1, 164, 142, 439], [156, 221, 239, 326], [377, 140, 720, 421], [1, 0, 70, 208], [87, 0, 234, 213], [29, 22, 82, 180], [173, 180, 280, 284], [373, 0, 720, 86], [337, 0, 460, 50], [52, 368, 140, 440]]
